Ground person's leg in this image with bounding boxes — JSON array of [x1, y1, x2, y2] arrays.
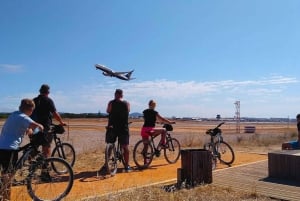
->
[[122, 144, 130, 167], [1, 173, 13, 201], [152, 128, 167, 145], [42, 145, 51, 158], [120, 134, 131, 171], [0, 150, 18, 201], [42, 131, 53, 158]]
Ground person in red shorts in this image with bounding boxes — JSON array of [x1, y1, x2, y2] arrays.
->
[[141, 100, 175, 148]]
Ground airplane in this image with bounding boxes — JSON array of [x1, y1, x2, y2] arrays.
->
[[95, 64, 135, 81]]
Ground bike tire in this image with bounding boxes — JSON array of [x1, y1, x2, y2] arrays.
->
[[164, 138, 181, 164], [13, 149, 33, 186], [27, 157, 73, 201], [51, 143, 76, 167], [105, 143, 117, 176], [203, 142, 217, 170], [133, 139, 154, 169], [215, 141, 235, 165]]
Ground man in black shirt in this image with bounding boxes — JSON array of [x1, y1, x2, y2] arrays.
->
[[31, 84, 66, 158], [106, 89, 131, 172]]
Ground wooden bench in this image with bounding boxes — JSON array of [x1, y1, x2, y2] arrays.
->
[[244, 126, 256, 133], [268, 150, 300, 181]]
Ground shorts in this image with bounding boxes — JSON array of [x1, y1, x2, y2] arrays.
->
[[0, 150, 18, 173], [105, 127, 129, 145], [141, 127, 155, 139], [30, 131, 51, 147]]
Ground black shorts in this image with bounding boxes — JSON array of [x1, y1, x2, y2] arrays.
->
[[30, 131, 51, 147], [105, 127, 129, 145], [0, 150, 18, 173]]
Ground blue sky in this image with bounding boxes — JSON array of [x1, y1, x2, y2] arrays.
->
[[0, 0, 299, 118]]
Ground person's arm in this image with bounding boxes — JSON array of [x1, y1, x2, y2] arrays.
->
[[106, 101, 112, 114], [156, 113, 175, 124], [53, 111, 66, 125], [28, 121, 44, 133], [126, 101, 130, 113]]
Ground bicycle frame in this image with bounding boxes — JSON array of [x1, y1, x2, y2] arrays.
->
[[52, 134, 66, 158]]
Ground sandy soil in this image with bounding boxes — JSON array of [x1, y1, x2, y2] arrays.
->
[[3, 118, 295, 201]]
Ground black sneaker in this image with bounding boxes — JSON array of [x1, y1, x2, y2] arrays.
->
[[124, 166, 132, 173], [40, 172, 52, 182]]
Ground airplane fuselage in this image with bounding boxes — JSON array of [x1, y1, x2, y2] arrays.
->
[[95, 64, 134, 81]]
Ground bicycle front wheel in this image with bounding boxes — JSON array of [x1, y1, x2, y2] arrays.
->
[[133, 139, 154, 169], [215, 141, 235, 165], [105, 143, 117, 176], [27, 157, 74, 201], [51, 143, 76, 167], [164, 138, 181, 164]]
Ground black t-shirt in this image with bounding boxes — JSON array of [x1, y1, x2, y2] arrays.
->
[[143, 109, 158, 127], [31, 95, 56, 130], [108, 99, 129, 130], [298, 122, 300, 132]]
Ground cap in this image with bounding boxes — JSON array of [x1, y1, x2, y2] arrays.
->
[[39, 84, 50, 94], [297, 114, 300, 119]]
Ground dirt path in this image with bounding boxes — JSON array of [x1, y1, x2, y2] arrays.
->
[[11, 152, 267, 201]]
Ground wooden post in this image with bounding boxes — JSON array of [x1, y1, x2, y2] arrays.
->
[[179, 149, 212, 186]]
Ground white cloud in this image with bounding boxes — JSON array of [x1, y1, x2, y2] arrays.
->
[[0, 75, 298, 118], [0, 64, 24, 73]]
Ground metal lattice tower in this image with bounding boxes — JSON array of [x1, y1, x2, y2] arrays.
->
[[234, 101, 240, 133]]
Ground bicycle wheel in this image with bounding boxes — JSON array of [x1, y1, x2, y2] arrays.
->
[[164, 138, 181, 164], [51, 143, 76, 167], [204, 143, 217, 170], [133, 139, 153, 169], [215, 141, 235, 165], [105, 143, 117, 176], [13, 149, 34, 186], [27, 157, 73, 201]]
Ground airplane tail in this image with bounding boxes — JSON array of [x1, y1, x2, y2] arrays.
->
[[125, 70, 134, 80]]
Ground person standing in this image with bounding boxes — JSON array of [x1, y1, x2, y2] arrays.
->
[[282, 114, 300, 150], [0, 99, 44, 201], [99, 89, 131, 174], [31, 84, 66, 158]]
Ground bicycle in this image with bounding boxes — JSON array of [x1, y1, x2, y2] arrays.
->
[[203, 122, 235, 169], [5, 133, 74, 201], [104, 122, 132, 176], [50, 124, 76, 167], [133, 123, 181, 169]]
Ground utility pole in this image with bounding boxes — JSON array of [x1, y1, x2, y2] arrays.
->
[[234, 101, 240, 133]]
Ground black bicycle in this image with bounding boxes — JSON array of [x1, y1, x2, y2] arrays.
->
[[50, 124, 76, 167], [8, 133, 74, 201], [104, 137, 126, 176], [133, 123, 181, 169], [203, 122, 235, 169], [104, 123, 133, 176]]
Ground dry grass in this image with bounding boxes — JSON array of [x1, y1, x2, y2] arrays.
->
[[79, 184, 277, 201]]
